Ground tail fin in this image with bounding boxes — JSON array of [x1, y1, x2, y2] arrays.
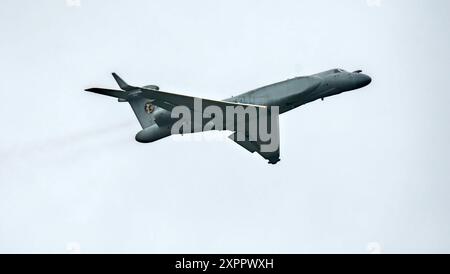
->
[[85, 73, 156, 129]]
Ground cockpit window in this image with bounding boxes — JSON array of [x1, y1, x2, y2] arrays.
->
[[317, 69, 347, 77], [333, 69, 346, 73]]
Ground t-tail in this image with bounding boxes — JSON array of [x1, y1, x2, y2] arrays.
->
[[85, 73, 158, 129]]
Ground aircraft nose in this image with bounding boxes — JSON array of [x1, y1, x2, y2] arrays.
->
[[358, 74, 372, 87], [357, 73, 372, 88]]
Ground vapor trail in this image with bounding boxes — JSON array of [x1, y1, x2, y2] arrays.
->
[[1, 120, 137, 163]]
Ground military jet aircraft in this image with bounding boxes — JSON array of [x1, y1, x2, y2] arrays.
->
[[85, 69, 371, 164]]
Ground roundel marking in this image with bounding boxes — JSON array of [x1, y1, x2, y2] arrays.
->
[[144, 102, 155, 114]]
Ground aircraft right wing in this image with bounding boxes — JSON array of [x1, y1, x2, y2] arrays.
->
[[228, 133, 281, 165]]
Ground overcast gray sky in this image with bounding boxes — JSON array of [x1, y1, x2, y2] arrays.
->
[[1, 0, 449, 253]]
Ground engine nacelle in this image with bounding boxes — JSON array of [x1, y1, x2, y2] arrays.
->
[[135, 124, 171, 143], [143, 85, 160, 91], [153, 107, 172, 126]]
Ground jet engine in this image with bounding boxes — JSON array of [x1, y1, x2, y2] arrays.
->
[[135, 124, 171, 143], [153, 108, 172, 126]]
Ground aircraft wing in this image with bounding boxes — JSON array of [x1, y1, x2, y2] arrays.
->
[[139, 88, 282, 163], [139, 87, 281, 164], [228, 133, 280, 165], [138, 87, 267, 113], [85, 86, 266, 113]]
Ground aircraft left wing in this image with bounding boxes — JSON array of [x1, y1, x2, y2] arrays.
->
[[138, 87, 267, 113]]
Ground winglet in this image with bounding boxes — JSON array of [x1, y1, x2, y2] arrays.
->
[[112, 72, 135, 91]]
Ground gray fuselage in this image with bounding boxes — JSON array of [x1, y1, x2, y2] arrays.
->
[[225, 68, 371, 113], [87, 69, 372, 163]]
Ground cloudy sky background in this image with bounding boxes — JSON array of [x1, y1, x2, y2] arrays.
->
[[0, 0, 449, 253]]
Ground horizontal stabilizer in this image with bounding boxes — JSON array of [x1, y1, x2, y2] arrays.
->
[[85, 73, 156, 129], [85, 88, 128, 99]]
